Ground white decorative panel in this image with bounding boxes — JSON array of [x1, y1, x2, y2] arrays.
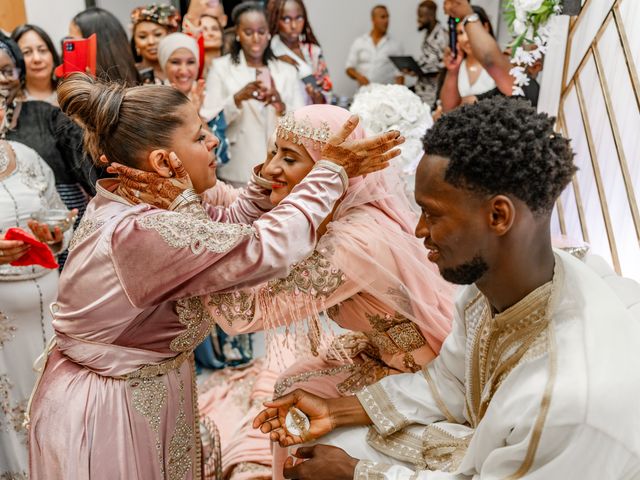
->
[[619, 0, 640, 73], [579, 56, 640, 278], [562, 84, 614, 268], [567, 0, 615, 82]]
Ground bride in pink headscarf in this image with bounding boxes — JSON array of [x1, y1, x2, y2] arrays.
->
[[197, 104, 455, 479]]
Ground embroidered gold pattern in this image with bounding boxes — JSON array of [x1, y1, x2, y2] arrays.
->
[[0, 472, 28, 480], [171, 298, 215, 353], [168, 374, 194, 480], [117, 351, 191, 380], [207, 290, 255, 327], [365, 312, 426, 355], [0, 312, 16, 348], [0, 375, 26, 437], [138, 208, 253, 255], [273, 364, 357, 398], [465, 282, 552, 427], [354, 460, 391, 480], [129, 377, 168, 476], [337, 359, 390, 395], [68, 217, 105, 251], [422, 424, 471, 472], [367, 427, 426, 468], [357, 382, 408, 436], [266, 251, 346, 297], [232, 462, 272, 476]]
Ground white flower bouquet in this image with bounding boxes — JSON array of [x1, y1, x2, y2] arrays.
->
[[349, 84, 432, 177], [503, 0, 562, 95]]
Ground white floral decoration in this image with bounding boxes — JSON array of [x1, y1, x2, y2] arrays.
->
[[504, 0, 562, 95], [349, 84, 432, 177]]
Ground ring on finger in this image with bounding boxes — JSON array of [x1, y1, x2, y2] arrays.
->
[[134, 189, 141, 199], [252, 91, 259, 98]]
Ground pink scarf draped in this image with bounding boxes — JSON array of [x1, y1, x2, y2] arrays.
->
[[285, 104, 454, 354]]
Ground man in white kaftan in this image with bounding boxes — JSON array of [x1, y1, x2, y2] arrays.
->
[[253, 96, 640, 480]]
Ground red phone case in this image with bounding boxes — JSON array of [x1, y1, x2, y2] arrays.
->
[[54, 34, 97, 78]]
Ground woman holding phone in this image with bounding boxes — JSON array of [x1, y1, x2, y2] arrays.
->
[[268, 0, 333, 104], [203, 1, 303, 187]]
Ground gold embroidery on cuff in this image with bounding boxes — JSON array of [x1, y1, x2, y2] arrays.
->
[[138, 207, 253, 255], [207, 290, 255, 327], [354, 460, 391, 480], [366, 427, 426, 468], [356, 382, 408, 436], [421, 424, 471, 472], [266, 250, 346, 297]]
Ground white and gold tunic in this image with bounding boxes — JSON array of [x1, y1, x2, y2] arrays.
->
[[320, 250, 640, 479]]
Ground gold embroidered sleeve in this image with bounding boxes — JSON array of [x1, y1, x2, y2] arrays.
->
[[356, 382, 409, 437], [265, 250, 346, 297], [354, 460, 393, 480], [138, 206, 254, 255], [207, 290, 256, 328]]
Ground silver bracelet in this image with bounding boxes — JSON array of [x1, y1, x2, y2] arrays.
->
[[169, 188, 201, 211], [315, 160, 349, 191]]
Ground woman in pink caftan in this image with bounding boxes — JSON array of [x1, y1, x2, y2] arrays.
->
[[27, 75, 401, 480], [197, 105, 455, 479]]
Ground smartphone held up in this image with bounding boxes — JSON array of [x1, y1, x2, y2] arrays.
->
[[55, 34, 97, 78]]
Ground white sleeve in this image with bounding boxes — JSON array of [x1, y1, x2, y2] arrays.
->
[[354, 424, 638, 479], [356, 308, 467, 436], [204, 62, 242, 124], [345, 38, 361, 69]]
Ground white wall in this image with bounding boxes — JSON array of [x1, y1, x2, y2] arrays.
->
[[23, 0, 505, 99], [306, 0, 502, 98], [24, 0, 85, 47]]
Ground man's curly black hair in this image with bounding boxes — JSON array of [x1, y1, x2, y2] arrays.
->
[[423, 97, 576, 215]]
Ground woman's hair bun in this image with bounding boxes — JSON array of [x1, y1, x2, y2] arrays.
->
[[58, 73, 125, 135]]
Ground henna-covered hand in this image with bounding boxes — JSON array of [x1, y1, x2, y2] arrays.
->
[[320, 115, 405, 178], [108, 152, 193, 209]]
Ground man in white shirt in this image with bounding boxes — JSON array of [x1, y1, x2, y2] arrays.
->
[[345, 5, 404, 86], [255, 97, 640, 479]]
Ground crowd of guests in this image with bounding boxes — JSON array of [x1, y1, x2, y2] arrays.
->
[[3, 1, 638, 480]]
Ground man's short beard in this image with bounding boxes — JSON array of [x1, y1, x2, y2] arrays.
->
[[441, 255, 489, 285]]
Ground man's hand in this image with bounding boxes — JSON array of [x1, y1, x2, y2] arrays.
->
[[444, 0, 474, 19], [283, 445, 359, 480], [253, 389, 334, 447]]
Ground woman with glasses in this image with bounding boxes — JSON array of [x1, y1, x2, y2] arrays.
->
[[268, 0, 333, 104]]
